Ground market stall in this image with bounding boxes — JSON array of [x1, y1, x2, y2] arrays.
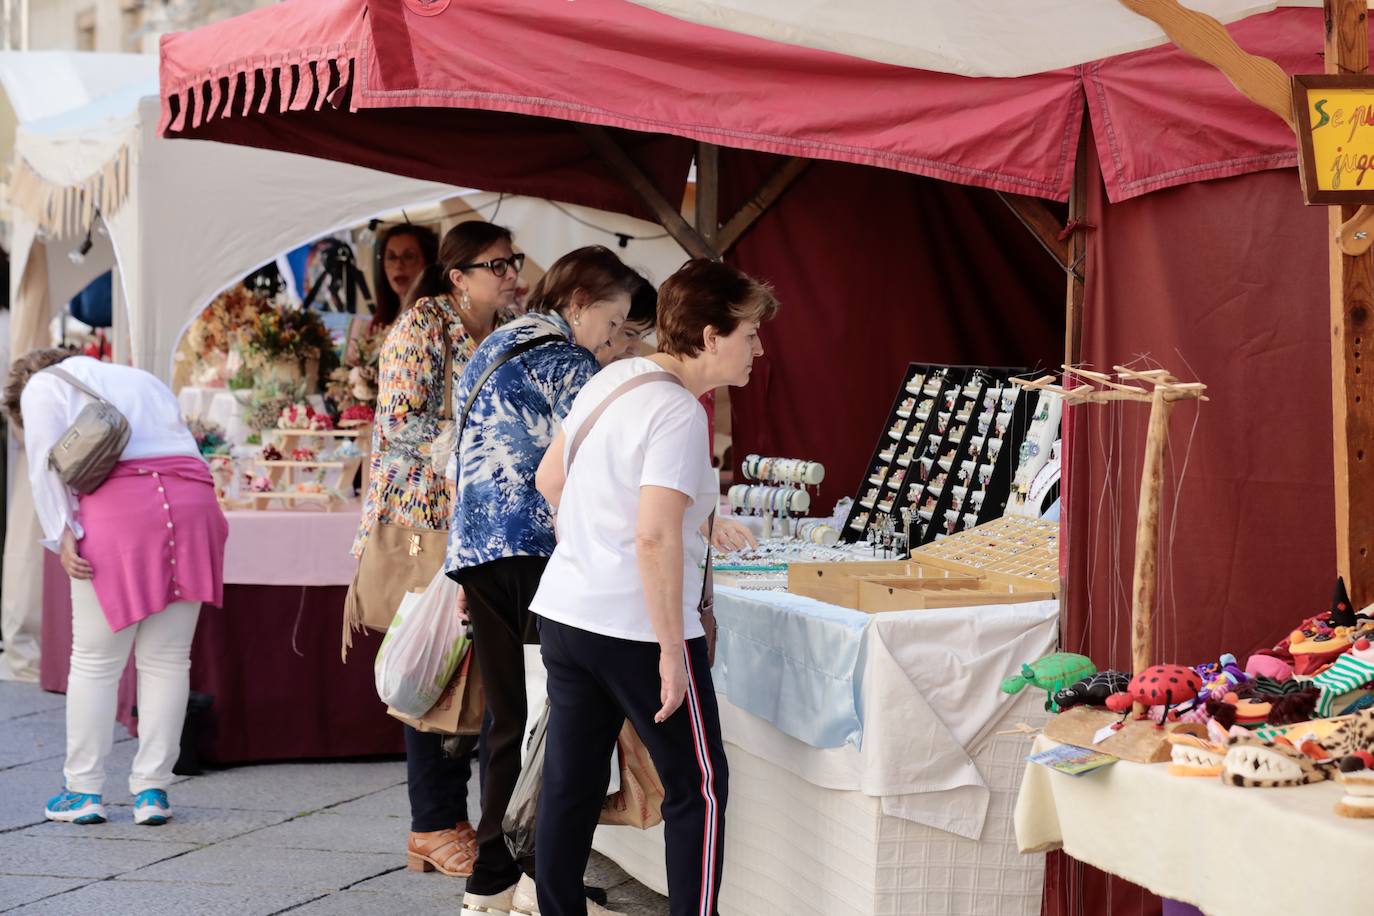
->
[[523, 587, 1060, 916], [149, 3, 1374, 914]]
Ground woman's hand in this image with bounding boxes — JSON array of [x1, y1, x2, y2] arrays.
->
[[60, 529, 93, 580], [655, 648, 688, 723], [455, 584, 470, 625], [709, 517, 757, 553]]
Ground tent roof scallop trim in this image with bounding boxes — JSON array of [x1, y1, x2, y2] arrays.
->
[[8, 144, 132, 238]]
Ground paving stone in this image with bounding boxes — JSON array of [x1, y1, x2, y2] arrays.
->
[[8, 880, 321, 914], [22, 806, 291, 845], [166, 762, 405, 813], [288, 887, 462, 915], [346, 866, 466, 899], [0, 684, 65, 722], [0, 711, 65, 769], [0, 772, 71, 834], [0, 834, 197, 879], [320, 783, 410, 819], [120, 843, 397, 891], [224, 812, 407, 855], [0, 875, 88, 910], [602, 875, 671, 916]]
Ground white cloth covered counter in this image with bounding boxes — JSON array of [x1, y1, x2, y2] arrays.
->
[[521, 589, 1058, 915], [1015, 735, 1374, 916], [626, 0, 1319, 77], [711, 587, 1059, 839]]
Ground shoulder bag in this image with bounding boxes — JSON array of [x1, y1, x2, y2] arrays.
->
[[42, 366, 132, 495], [341, 327, 560, 658]]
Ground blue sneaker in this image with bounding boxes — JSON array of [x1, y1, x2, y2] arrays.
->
[[45, 790, 106, 824], [133, 789, 171, 826]]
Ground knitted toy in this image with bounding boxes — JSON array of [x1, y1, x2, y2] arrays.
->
[[1051, 670, 1131, 711], [1000, 653, 1097, 712], [1105, 664, 1203, 726], [1313, 637, 1374, 717]]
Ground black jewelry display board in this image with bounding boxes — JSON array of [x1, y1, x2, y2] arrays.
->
[[841, 363, 1041, 547]]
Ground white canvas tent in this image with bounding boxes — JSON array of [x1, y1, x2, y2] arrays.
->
[[627, 0, 1319, 77], [0, 50, 687, 682]]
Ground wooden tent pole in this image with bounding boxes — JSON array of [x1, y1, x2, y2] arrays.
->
[[1324, 0, 1374, 607], [1131, 385, 1173, 714]]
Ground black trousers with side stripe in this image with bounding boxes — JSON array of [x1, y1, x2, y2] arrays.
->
[[535, 616, 728, 916]]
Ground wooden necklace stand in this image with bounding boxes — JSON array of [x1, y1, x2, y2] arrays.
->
[[1017, 365, 1207, 763]]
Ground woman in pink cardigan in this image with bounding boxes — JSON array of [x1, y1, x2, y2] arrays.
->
[[3, 348, 228, 827]]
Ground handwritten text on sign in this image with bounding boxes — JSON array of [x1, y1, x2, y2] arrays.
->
[[1294, 76, 1374, 205]]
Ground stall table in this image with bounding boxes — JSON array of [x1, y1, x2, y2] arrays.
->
[[40, 501, 403, 764], [526, 586, 1059, 916], [1015, 735, 1374, 916]]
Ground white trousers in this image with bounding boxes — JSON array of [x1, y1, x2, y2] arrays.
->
[[66, 577, 201, 796]]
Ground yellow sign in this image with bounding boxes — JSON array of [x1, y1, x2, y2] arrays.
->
[[1294, 75, 1374, 204]]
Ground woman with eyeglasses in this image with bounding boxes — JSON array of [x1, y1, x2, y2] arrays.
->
[[371, 223, 440, 332], [449, 246, 637, 916], [350, 220, 520, 881]]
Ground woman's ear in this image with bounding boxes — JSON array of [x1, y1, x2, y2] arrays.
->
[[448, 267, 466, 292], [703, 325, 720, 355]]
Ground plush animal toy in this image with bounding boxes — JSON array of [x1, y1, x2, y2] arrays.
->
[[1105, 664, 1203, 726], [1051, 670, 1131, 711], [1000, 653, 1097, 712], [1313, 637, 1374, 717], [1194, 654, 1248, 702]]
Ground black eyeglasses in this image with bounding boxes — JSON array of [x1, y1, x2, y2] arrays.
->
[[455, 252, 525, 278]]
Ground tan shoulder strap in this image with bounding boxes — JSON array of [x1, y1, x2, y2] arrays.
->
[[565, 370, 681, 469], [44, 366, 112, 406]]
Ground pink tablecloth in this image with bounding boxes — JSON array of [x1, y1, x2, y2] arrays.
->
[[222, 500, 361, 586]]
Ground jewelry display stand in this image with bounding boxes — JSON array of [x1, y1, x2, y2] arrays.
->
[[842, 363, 1045, 548]]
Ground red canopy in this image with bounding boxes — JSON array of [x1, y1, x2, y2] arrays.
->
[[159, 0, 1319, 206]]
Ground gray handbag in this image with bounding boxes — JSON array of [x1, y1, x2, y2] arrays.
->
[[42, 366, 132, 494]]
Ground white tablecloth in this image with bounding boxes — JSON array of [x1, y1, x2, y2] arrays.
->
[[713, 588, 1059, 839], [222, 501, 361, 586], [1015, 735, 1374, 916]]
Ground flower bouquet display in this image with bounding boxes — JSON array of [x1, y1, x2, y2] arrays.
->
[[234, 304, 340, 394]]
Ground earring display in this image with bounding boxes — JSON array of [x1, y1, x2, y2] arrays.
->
[[841, 362, 1044, 550]]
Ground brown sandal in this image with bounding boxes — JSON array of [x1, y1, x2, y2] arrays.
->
[[406, 821, 477, 877]]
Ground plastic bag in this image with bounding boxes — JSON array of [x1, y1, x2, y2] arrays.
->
[[374, 569, 469, 718], [503, 701, 549, 862]]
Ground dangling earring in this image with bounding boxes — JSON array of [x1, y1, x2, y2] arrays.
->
[[573, 313, 581, 327], [459, 288, 471, 311]]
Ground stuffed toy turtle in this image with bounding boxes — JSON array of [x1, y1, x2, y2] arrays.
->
[[1051, 670, 1131, 711], [1001, 653, 1097, 712]]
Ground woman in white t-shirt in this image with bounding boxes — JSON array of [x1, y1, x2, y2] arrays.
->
[[530, 260, 779, 916]]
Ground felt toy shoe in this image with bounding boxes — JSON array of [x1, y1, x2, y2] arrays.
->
[[133, 789, 171, 826], [44, 789, 106, 824], [510, 874, 626, 916], [462, 882, 516, 916]]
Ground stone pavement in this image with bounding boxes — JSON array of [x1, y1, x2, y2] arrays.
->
[[0, 680, 668, 915]]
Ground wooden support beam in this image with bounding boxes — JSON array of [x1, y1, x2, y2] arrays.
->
[[717, 157, 810, 252], [995, 192, 1069, 272], [696, 142, 720, 248], [1117, 0, 1294, 129], [1325, 0, 1374, 607], [1065, 116, 1090, 368], [577, 124, 719, 261]]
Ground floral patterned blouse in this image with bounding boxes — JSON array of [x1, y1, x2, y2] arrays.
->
[[351, 296, 475, 557], [444, 311, 598, 574]]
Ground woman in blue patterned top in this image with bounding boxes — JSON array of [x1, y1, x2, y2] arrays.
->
[[449, 246, 637, 916]]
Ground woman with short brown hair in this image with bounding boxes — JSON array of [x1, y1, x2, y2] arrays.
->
[[530, 259, 778, 916]]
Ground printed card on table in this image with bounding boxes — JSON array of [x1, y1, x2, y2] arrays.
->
[[1026, 743, 1118, 777]]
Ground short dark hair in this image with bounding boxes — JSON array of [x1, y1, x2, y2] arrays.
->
[[525, 246, 639, 318], [404, 221, 514, 310], [371, 223, 438, 329], [627, 274, 657, 327], [656, 260, 779, 359], [3, 347, 79, 429]]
